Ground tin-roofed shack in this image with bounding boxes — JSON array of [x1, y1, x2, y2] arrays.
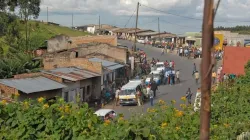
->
[[222, 47, 250, 75], [41, 67, 102, 103], [0, 76, 66, 101]]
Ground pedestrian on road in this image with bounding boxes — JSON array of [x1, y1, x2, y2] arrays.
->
[[169, 60, 173, 68], [164, 60, 168, 67], [115, 87, 121, 106], [149, 90, 154, 106], [164, 70, 169, 85], [176, 70, 180, 84], [161, 48, 164, 55], [179, 47, 183, 57], [150, 81, 158, 98], [192, 63, 197, 75], [136, 88, 142, 106], [172, 60, 175, 69], [212, 71, 217, 84], [186, 88, 193, 105], [172, 69, 176, 84], [146, 85, 151, 98], [194, 71, 199, 84], [169, 70, 173, 85]]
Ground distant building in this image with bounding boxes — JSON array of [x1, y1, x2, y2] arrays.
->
[[76, 24, 115, 34], [214, 31, 250, 47]]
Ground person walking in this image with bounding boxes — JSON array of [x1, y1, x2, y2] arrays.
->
[[169, 70, 173, 85], [169, 60, 173, 68], [172, 60, 175, 69], [186, 88, 193, 105], [136, 88, 142, 106], [149, 90, 154, 106], [164, 70, 169, 85], [161, 48, 165, 55], [150, 80, 158, 98], [194, 71, 199, 84], [115, 87, 121, 106], [172, 69, 176, 85], [176, 70, 180, 84], [192, 63, 197, 75], [212, 71, 217, 84], [146, 85, 151, 98]]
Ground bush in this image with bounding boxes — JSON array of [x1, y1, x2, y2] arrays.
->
[[1, 64, 250, 139]]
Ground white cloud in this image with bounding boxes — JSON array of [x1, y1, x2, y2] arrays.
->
[[41, 0, 197, 15], [38, 0, 250, 33]]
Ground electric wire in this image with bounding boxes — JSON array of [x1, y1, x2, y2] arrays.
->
[[124, 10, 136, 27], [140, 3, 250, 23], [159, 19, 202, 29]]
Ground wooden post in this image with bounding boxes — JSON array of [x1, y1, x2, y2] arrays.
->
[[200, 0, 214, 139], [134, 2, 140, 52]]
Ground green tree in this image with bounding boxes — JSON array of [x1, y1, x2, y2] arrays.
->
[[18, 0, 41, 50]]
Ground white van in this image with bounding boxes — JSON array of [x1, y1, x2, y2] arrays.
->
[[119, 79, 142, 105], [156, 62, 165, 72]]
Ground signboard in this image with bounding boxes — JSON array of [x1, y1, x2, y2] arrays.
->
[[244, 39, 250, 47], [214, 34, 224, 50]]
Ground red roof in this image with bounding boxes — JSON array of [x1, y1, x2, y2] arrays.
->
[[222, 47, 250, 75]]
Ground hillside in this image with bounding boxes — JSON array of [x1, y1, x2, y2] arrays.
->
[[1, 20, 89, 54], [29, 21, 89, 37], [0, 17, 89, 79], [214, 25, 250, 34]]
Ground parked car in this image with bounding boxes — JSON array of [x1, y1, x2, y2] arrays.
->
[[145, 70, 161, 85], [137, 39, 145, 44], [156, 62, 165, 72], [94, 109, 117, 121]]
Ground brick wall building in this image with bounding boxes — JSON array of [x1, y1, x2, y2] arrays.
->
[[43, 56, 103, 74]]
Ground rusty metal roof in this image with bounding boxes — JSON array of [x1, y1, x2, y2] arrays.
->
[[41, 67, 100, 82], [222, 47, 250, 75]]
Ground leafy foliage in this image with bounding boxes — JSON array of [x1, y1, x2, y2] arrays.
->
[[1, 69, 250, 140], [0, 53, 40, 78], [214, 25, 250, 34]]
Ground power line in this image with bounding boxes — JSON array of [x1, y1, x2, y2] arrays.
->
[[138, 18, 158, 26], [140, 3, 250, 23], [124, 10, 136, 27], [160, 19, 202, 29]]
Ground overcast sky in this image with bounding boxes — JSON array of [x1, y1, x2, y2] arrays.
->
[[37, 0, 250, 34]]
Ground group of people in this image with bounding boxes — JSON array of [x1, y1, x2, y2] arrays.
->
[[178, 47, 202, 59], [146, 80, 158, 106]]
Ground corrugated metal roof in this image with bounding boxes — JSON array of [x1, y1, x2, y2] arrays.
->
[[137, 32, 160, 36], [88, 58, 117, 67], [88, 58, 124, 70], [41, 67, 100, 82], [126, 29, 154, 34], [0, 76, 66, 94], [107, 64, 124, 70]]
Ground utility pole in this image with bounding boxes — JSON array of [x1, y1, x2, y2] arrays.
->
[[99, 15, 101, 34], [200, 0, 214, 139], [72, 13, 74, 29], [134, 2, 140, 51], [158, 17, 160, 41], [47, 7, 48, 23]]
